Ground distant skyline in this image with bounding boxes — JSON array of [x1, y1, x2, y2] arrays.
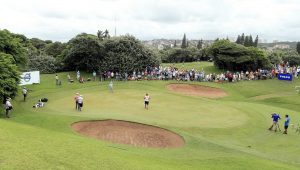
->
[[0, 0, 299, 42]]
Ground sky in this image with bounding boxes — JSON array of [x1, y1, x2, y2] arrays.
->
[[0, 0, 299, 42]]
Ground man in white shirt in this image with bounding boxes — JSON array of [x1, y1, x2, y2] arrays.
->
[[77, 95, 83, 111], [5, 98, 13, 118], [22, 87, 28, 102], [144, 93, 150, 110], [109, 81, 113, 93]]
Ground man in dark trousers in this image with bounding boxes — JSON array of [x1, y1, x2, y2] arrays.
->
[[22, 87, 28, 102], [5, 98, 13, 118], [283, 115, 290, 134]]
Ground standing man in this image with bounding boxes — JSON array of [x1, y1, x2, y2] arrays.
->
[[283, 115, 290, 134], [77, 95, 83, 111], [22, 87, 28, 102], [55, 75, 59, 85], [5, 98, 13, 118], [109, 81, 113, 93], [144, 93, 150, 110], [74, 93, 79, 110], [77, 71, 80, 81], [93, 71, 96, 81], [269, 113, 281, 132]]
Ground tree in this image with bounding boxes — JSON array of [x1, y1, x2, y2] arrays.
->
[[240, 33, 245, 45], [236, 35, 241, 44], [30, 38, 47, 50], [249, 35, 253, 47], [197, 39, 203, 49], [174, 40, 177, 47], [103, 35, 159, 73], [63, 33, 105, 72], [254, 35, 259, 47], [97, 29, 110, 41], [0, 53, 20, 101], [181, 33, 187, 48], [0, 29, 27, 65], [28, 55, 57, 73], [208, 40, 270, 71], [244, 36, 250, 47], [44, 42, 66, 58], [297, 42, 300, 55]]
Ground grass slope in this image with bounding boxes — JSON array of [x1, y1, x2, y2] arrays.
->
[[1, 69, 300, 169]]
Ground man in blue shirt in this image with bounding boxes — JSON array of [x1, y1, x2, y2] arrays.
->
[[283, 115, 290, 134], [269, 113, 281, 132]]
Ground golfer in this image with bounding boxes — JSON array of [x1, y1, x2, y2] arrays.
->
[[109, 81, 113, 93], [55, 75, 59, 85], [22, 87, 28, 102], [144, 93, 150, 109], [74, 93, 79, 110], [5, 98, 13, 118], [283, 115, 290, 134], [269, 113, 281, 132], [77, 95, 83, 111]]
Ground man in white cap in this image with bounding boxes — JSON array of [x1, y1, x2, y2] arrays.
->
[[22, 87, 28, 102], [5, 98, 13, 118], [77, 95, 83, 111]]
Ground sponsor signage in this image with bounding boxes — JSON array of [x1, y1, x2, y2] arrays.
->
[[20, 71, 40, 85], [278, 73, 292, 81]]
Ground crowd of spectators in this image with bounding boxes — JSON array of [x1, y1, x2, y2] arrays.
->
[[94, 63, 300, 83]]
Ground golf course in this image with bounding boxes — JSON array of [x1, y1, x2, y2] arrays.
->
[[1, 63, 300, 170]]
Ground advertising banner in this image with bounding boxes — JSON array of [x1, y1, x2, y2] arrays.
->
[[278, 73, 292, 81], [20, 71, 40, 85]]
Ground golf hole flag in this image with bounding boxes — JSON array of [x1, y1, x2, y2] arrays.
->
[[20, 71, 40, 85], [278, 73, 292, 81]]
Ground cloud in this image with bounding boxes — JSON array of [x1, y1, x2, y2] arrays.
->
[[0, 0, 299, 42]]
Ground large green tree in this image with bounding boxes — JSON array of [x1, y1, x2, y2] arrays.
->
[[0, 29, 27, 65], [181, 33, 187, 48], [63, 33, 105, 72], [208, 40, 270, 71], [44, 42, 66, 58], [102, 35, 159, 73], [0, 53, 20, 101]]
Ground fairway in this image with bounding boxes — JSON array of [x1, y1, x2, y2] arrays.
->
[[1, 73, 300, 170]]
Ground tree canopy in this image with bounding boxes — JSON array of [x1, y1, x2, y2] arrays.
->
[[208, 40, 271, 71], [0, 52, 20, 101]]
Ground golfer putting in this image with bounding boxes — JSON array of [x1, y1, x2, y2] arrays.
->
[[144, 93, 150, 110]]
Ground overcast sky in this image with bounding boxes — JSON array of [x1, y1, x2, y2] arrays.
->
[[0, 0, 299, 42]]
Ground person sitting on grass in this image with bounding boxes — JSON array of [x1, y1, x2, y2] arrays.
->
[[33, 99, 44, 108], [269, 113, 281, 132]]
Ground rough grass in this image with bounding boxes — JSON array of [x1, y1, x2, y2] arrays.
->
[[1, 69, 300, 169]]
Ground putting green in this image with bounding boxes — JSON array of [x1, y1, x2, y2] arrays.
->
[[1, 72, 300, 170]]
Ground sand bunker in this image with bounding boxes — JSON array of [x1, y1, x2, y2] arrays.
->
[[167, 84, 227, 98], [71, 120, 185, 148]]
